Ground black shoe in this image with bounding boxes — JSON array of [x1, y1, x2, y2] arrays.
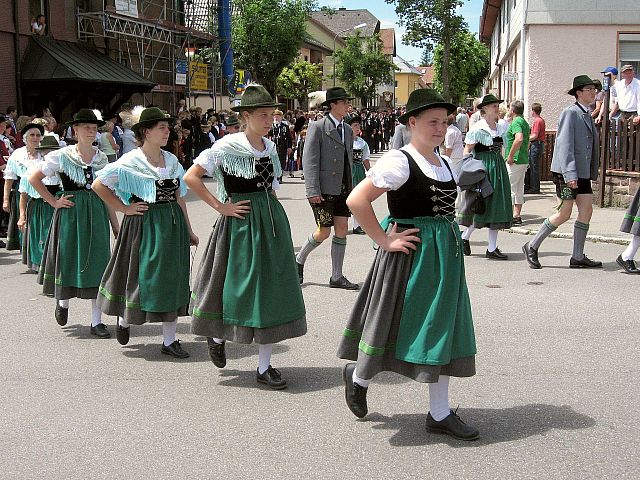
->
[[329, 276, 359, 290], [55, 305, 68, 326], [616, 254, 640, 274], [296, 261, 304, 284], [207, 338, 226, 368], [161, 340, 190, 359], [522, 242, 541, 269], [512, 216, 522, 225], [343, 363, 368, 418], [426, 409, 479, 441], [257, 365, 287, 390], [0, 240, 5, 248], [116, 323, 130, 346], [462, 239, 471, 256], [90, 323, 111, 339], [570, 255, 602, 268], [352, 226, 365, 235], [289, 172, 295, 178], [301, 174, 304, 180], [485, 248, 508, 260]]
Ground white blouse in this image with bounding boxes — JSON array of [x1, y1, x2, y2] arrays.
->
[[367, 144, 454, 191], [98, 148, 179, 190], [41, 146, 104, 178]]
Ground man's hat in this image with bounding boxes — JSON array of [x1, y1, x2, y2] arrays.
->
[[568, 75, 597, 95], [621, 64, 634, 73], [225, 114, 241, 127], [601, 66, 619, 76], [20, 123, 45, 137], [35, 135, 61, 150], [230, 84, 283, 112], [322, 87, 355, 106], [347, 115, 362, 126], [132, 107, 175, 133], [398, 89, 456, 125], [65, 108, 106, 127], [477, 94, 503, 110]]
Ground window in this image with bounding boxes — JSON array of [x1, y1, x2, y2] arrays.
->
[[619, 33, 640, 79], [29, 0, 47, 35]]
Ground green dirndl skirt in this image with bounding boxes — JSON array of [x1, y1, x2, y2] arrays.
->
[[6, 182, 22, 251], [457, 150, 512, 229], [352, 161, 366, 187], [97, 201, 190, 324], [190, 190, 307, 344], [337, 216, 476, 382], [22, 197, 55, 270], [38, 189, 111, 300]]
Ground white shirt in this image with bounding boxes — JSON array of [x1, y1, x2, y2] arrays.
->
[[41, 146, 104, 178], [121, 129, 137, 155], [353, 136, 370, 160], [444, 125, 464, 162], [367, 144, 453, 191], [612, 78, 640, 112], [98, 148, 178, 190]]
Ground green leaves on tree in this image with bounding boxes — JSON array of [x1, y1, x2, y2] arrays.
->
[[276, 60, 323, 110]]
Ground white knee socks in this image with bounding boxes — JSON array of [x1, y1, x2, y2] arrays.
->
[[58, 299, 69, 308], [622, 235, 640, 261], [162, 320, 178, 346], [90, 299, 102, 327], [352, 368, 370, 388], [461, 226, 475, 241], [487, 229, 499, 252], [258, 343, 273, 374], [118, 316, 129, 328], [428, 375, 451, 422]]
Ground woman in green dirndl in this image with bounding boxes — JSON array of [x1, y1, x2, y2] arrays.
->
[[458, 94, 512, 259], [18, 134, 61, 271], [337, 89, 479, 440], [347, 116, 371, 235], [29, 109, 119, 339], [93, 107, 199, 359], [185, 84, 306, 390]]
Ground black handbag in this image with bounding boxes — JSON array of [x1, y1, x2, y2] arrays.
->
[[469, 185, 486, 215]]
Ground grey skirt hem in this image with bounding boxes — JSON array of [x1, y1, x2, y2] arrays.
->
[[97, 298, 189, 325], [191, 315, 307, 344], [41, 284, 99, 300], [620, 189, 640, 236]]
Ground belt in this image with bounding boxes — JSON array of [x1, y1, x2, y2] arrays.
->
[[620, 111, 637, 114]]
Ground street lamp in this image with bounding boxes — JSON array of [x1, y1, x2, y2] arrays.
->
[[333, 22, 367, 87]]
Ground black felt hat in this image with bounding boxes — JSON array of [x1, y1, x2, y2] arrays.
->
[[35, 135, 61, 150], [568, 75, 597, 95], [477, 94, 503, 110], [347, 115, 362, 126], [398, 89, 456, 125], [20, 123, 45, 137], [230, 85, 283, 112], [322, 87, 355, 106], [65, 109, 106, 127], [225, 114, 241, 126], [132, 107, 176, 133]]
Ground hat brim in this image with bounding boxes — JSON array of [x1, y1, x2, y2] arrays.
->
[[131, 117, 177, 133], [477, 98, 503, 110], [65, 119, 106, 127], [321, 96, 355, 107], [230, 102, 284, 112], [20, 123, 45, 137], [35, 144, 61, 150], [568, 81, 597, 95], [398, 102, 456, 125]]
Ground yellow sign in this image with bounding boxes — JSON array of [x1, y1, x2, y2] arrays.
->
[[189, 61, 208, 90]]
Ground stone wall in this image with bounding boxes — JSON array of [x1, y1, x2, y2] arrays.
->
[[592, 171, 640, 208]]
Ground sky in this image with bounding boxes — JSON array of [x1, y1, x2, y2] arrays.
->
[[316, 0, 485, 65]]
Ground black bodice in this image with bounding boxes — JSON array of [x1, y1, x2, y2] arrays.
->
[[130, 178, 180, 204], [474, 136, 503, 153], [353, 148, 364, 163], [59, 168, 96, 191], [222, 156, 273, 194], [387, 151, 457, 219]]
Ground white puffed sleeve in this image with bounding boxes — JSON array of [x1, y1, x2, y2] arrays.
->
[[365, 149, 409, 190], [193, 148, 219, 177], [41, 150, 64, 177]]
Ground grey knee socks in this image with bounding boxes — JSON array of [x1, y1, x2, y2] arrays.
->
[[530, 218, 557, 250], [296, 234, 322, 265], [331, 236, 347, 281], [573, 221, 589, 260]]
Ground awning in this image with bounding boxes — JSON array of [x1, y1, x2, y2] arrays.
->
[[21, 36, 155, 90]]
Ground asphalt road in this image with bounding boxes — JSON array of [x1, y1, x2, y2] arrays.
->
[[1, 164, 638, 479]]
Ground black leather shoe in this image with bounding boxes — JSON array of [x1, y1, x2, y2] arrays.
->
[[425, 409, 479, 441], [352, 226, 365, 235], [0, 240, 5, 248], [522, 242, 541, 269], [296, 261, 304, 284], [116, 324, 130, 345], [161, 340, 190, 359], [256, 365, 287, 390], [343, 363, 368, 418], [55, 305, 68, 326], [512, 216, 522, 225], [90, 323, 111, 339], [570, 255, 602, 268], [207, 338, 226, 367], [329, 276, 359, 290], [462, 239, 471, 256], [616, 254, 640, 274], [485, 248, 508, 260]]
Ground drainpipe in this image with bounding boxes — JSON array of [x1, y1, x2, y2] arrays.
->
[[12, 0, 23, 111], [520, 0, 528, 100]]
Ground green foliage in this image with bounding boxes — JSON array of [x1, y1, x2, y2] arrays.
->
[[334, 32, 396, 108], [433, 29, 489, 103], [276, 60, 323, 110], [420, 48, 432, 66], [386, 0, 467, 100], [232, 0, 317, 96]]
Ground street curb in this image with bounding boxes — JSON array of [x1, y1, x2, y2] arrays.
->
[[506, 227, 630, 245]]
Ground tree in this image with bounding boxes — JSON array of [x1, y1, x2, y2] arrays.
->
[[420, 48, 432, 66], [386, 0, 467, 101], [334, 32, 396, 108], [276, 60, 323, 110], [232, 0, 316, 96], [433, 29, 489, 104]]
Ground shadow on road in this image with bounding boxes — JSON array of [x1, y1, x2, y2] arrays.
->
[[365, 403, 595, 447], [215, 366, 343, 394]]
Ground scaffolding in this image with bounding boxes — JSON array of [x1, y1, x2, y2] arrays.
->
[[76, 0, 227, 111]]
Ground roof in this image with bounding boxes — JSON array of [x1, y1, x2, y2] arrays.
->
[[417, 65, 434, 86], [310, 9, 380, 38], [394, 56, 421, 75], [379, 28, 396, 56], [21, 36, 155, 89], [479, 0, 503, 43], [303, 34, 333, 53]]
